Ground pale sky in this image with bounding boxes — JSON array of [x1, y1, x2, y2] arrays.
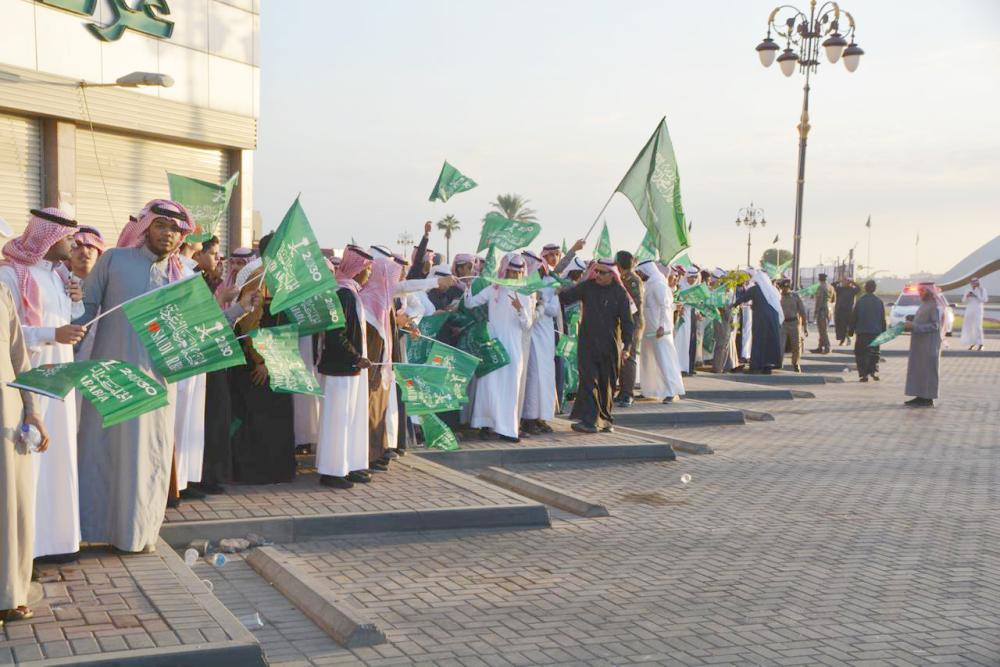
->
[[255, 0, 1000, 277]]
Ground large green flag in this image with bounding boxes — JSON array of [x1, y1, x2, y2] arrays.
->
[[615, 117, 689, 263], [249, 324, 323, 396], [121, 275, 243, 383], [394, 363, 459, 415], [635, 229, 658, 262], [283, 288, 346, 335], [421, 413, 459, 451], [595, 221, 613, 260], [477, 213, 541, 252], [263, 197, 338, 315], [167, 172, 239, 244], [429, 161, 477, 203], [406, 312, 451, 364], [423, 340, 479, 403], [869, 323, 905, 347], [10, 360, 168, 427]]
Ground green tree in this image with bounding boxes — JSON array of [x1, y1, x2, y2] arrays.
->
[[436, 214, 461, 263], [487, 193, 537, 223], [760, 248, 793, 266]]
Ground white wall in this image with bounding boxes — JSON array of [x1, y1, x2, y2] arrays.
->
[[0, 0, 259, 118]]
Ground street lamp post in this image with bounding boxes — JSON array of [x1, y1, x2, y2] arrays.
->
[[735, 202, 766, 267], [755, 1, 863, 288]]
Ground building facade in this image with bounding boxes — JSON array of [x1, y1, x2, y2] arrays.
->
[[0, 0, 259, 251]]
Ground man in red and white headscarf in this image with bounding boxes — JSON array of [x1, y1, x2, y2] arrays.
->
[[0, 208, 86, 562], [73, 199, 196, 553]]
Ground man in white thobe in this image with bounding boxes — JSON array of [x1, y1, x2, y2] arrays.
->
[[961, 278, 987, 350], [636, 261, 685, 402], [0, 208, 86, 561]]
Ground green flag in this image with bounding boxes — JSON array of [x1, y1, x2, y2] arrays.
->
[[283, 288, 346, 335], [263, 197, 338, 315], [424, 340, 480, 403], [636, 229, 658, 262], [394, 363, 459, 415], [595, 221, 613, 260], [10, 360, 168, 428], [121, 275, 243, 383], [615, 117, 689, 263], [421, 413, 459, 451], [797, 282, 821, 298], [429, 161, 477, 203], [406, 312, 451, 364], [869, 323, 905, 347], [249, 324, 323, 396], [477, 212, 541, 252], [167, 172, 239, 244], [556, 333, 578, 359]]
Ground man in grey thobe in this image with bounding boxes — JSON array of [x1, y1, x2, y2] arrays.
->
[[903, 283, 942, 408], [74, 200, 195, 552], [1, 282, 49, 624]]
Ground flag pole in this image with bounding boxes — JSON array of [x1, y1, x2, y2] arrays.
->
[[584, 191, 617, 240]]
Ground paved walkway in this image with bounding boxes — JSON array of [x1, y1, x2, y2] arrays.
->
[[251, 336, 1000, 665]]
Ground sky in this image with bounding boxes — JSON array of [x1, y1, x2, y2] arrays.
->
[[255, 0, 1000, 277]]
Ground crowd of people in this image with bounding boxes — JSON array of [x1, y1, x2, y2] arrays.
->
[[0, 202, 980, 625]]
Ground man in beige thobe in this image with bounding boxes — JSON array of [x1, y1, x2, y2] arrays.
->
[[1, 282, 50, 626]]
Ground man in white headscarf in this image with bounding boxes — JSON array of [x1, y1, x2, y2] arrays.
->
[[961, 278, 987, 351], [635, 260, 685, 402]]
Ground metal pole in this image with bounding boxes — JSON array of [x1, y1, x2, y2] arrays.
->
[[791, 76, 811, 289]]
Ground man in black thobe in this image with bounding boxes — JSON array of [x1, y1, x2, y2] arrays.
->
[[848, 280, 886, 382], [559, 260, 634, 433]]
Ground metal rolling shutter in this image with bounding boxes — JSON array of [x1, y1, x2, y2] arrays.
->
[[76, 128, 231, 252], [0, 112, 43, 236]]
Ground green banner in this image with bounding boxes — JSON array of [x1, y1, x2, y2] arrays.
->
[[615, 117, 690, 264], [595, 221, 613, 260], [10, 360, 168, 428], [394, 363, 460, 415], [477, 213, 541, 253], [556, 333, 578, 359], [167, 172, 239, 244], [869, 323, 905, 347], [249, 324, 323, 396], [407, 312, 451, 364], [423, 339, 480, 403], [429, 161, 477, 203], [283, 288, 346, 335], [121, 275, 243, 383], [421, 413, 459, 451], [263, 197, 338, 315]]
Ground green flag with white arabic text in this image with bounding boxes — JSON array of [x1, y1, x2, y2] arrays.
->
[[615, 117, 689, 263], [167, 172, 239, 244], [10, 360, 168, 427], [595, 221, 613, 260], [263, 197, 338, 315], [121, 275, 244, 383], [477, 213, 541, 252], [429, 161, 477, 203], [249, 324, 323, 395]]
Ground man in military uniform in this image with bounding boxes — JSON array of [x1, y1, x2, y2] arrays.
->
[[810, 273, 834, 354]]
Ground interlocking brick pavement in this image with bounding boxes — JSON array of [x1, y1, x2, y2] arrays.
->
[[256, 335, 1000, 665]]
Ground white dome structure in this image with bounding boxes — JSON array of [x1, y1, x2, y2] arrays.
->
[[937, 234, 1000, 298]]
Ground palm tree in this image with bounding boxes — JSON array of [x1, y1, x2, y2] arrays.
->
[[487, 193, 538, 223], [436, 214, 461, 263]]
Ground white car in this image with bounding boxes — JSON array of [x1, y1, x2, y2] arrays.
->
[[888, 284, 955, 336]]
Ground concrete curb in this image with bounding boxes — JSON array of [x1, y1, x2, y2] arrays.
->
[[415, 442, 677, 468], [478, 467, 610, 518], [160, 503, 551, 548], [246, 547, 387, 649]]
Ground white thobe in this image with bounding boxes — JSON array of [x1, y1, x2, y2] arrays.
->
[[464, 285, 533, 438], [675, 304, 693, 374], [521, 286, 559, 421], [960, 286, 987, 347], [0, 262, 82, 557], [316, 295, 369, 477], [740, 304, 753, 360], [639, 279, 686, 399], [293, 336, 320, 446]]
